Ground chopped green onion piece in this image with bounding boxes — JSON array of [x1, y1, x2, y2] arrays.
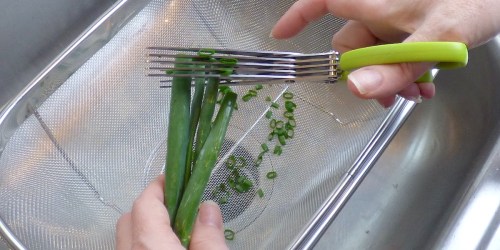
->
[[258, 151, 266, 159], [228, 173, 253, 193], [284, 111, 294, 119], [236, 156, 247, 168], [224, 229, 235, 240], [285, 100, 297, 112], [278, 134, 287, 145], [235, 181, 252, 193], [287, 129, 294, 138], [219, 86, 233, 94], [267, 171, 278, 179], [219, 67, 234, 76], [261, 143, 269, 152], [255, 157, 263, 166], [198, 48, 216, 57], [255, 84, 264, 90], [265, 110, 272, 119], [257, 188, 264, 198], [219, 183, 226, 192], [248, 89, 258, 97], [242, 178, 253, 188], [283, 92, 294, 99], [268, 132, 275, 141], [242, 93, 253, 102], [166, 69, 174, 75], [219, 195, 228, 204], [228, 178, 236, 189], [287, 119, 296, 128], [275, 120, 284, 129], [265, 96, 272, 102], [270, 119, 277, 128], [226, 155, 236, 169], [211, 188, 219, 197], [271, 102, 279, 109], [236, 185, 245, 193], [220, 58, 238, 66], [275, 128, 286, 136], [273, 145, 282, 155]]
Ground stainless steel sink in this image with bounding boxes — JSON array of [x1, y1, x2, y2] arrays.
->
[[0, 1, 117, 249], [0, 0, 117, 109], [315, 37, 500, 249]]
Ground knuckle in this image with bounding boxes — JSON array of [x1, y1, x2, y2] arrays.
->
[[131, 241, 148, 250], [131, 197, 146, 215], [116, 212, 132, 228], [397, 62, 422, 84]]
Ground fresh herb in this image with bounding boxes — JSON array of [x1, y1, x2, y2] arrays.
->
[[270, 119, 277, 129], [283, 111, 294, 119], [283, 92, 294, 99], [228, 172, 253, 193], [167, 49, 239, 247], [266, 171, 278, 179], [248, 89, 258, 97], [236, 156, 247, 168], [267, 132, 275, 141], [285, 100, 296, 112], [273, 145, 283, 156], [242, 93, 253, 102], [197, 48, 215, 58], [184, 68, 207, 187], [261, 143, 269, 152], [257, 188, 264, 198], [224, 229, 235, 240], [265, 110, 273, 119], [174, 92, 237, 247], [278, 134, 287, 145], [165, 56, 192, 224], [275, 120, 284, 129], [212, 184, 230, 205], [255, 157, 263, 167]]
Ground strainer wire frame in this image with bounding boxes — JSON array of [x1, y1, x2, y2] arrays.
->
[[0, 0, 417, 249]]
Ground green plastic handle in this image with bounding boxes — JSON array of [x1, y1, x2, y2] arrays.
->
[[339, 42, 468, 82]]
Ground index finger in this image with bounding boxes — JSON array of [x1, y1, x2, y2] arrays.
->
[[271, 0, 329, 39], [137, 174, 165, 203]]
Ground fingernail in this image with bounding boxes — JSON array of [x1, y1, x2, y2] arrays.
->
[[408, 95, 422, 103], [198, 200, 223, 228], [348, 69, 383, 95]]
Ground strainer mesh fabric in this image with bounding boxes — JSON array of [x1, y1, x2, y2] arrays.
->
[[0, 0, 388, 249]]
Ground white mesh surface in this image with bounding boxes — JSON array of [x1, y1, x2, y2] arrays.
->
[[0, 0, 388, 249]]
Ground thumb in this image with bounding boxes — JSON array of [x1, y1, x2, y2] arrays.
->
[[189, 201, 229, 250], [347, 61, 434, 99], [347, 29, 442, 99]]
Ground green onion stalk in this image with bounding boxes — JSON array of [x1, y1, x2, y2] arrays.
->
[[174, 92, 238, 247], [164, 56, 192, 224]]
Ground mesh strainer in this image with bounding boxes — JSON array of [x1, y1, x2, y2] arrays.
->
[[0, 0, 416, 249]]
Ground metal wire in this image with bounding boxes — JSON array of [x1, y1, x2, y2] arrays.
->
[[0, 0, 390, 249]]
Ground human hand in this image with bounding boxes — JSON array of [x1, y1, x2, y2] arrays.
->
[[115, 175, 228, 250], [271, 0, 500, 107]]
